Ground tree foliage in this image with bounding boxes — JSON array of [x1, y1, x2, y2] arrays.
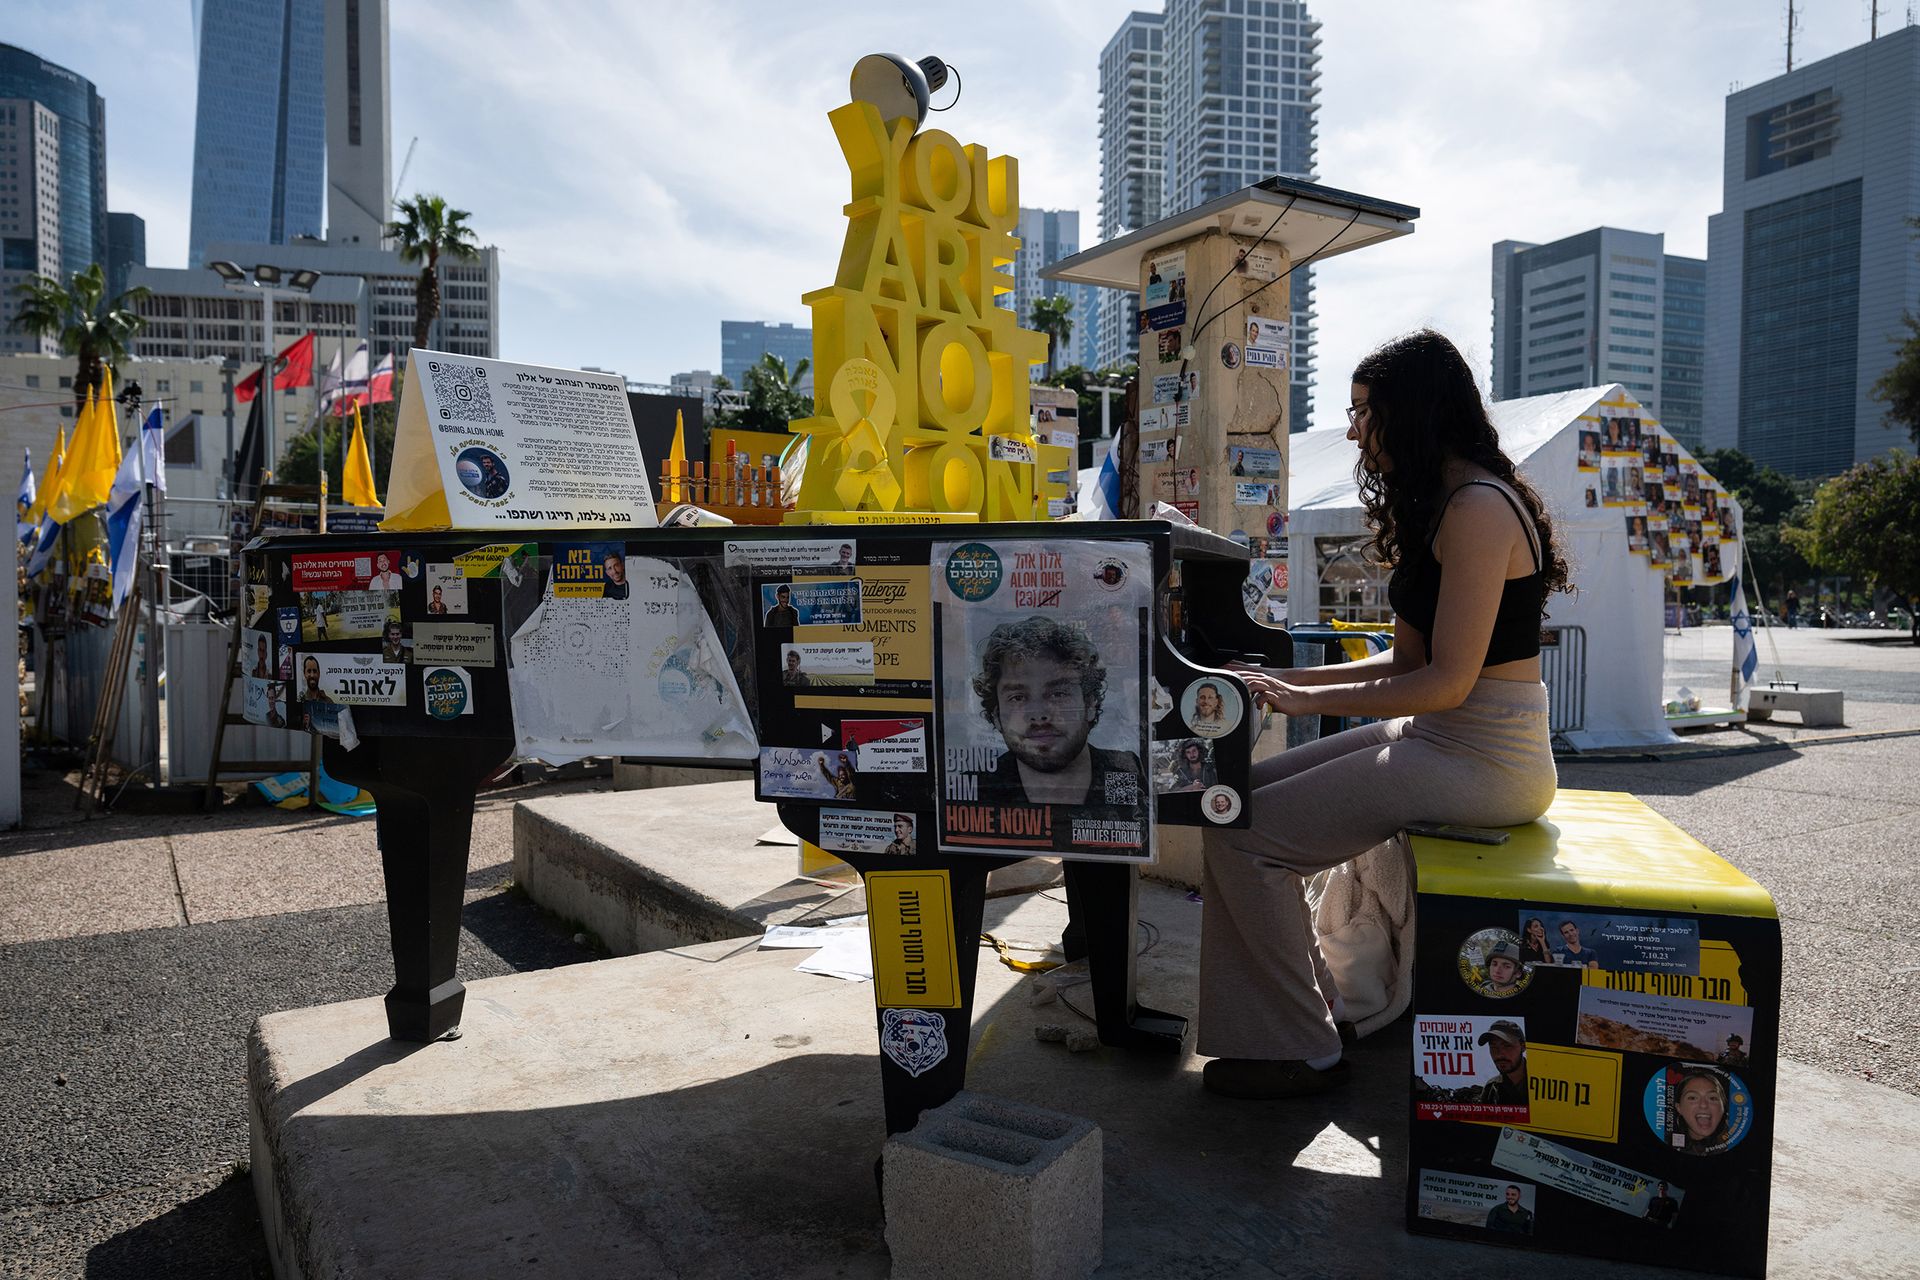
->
[[1698, 447, 1811, 593], [277, 402, 399, 494], [7, 262, 149, 406], [1785, 450, 1920, 603], [1028, 294, 1075, 382], [710, 353, 812, 434], [388, 195, 479, 353], [1870, 216, 1920, 448]]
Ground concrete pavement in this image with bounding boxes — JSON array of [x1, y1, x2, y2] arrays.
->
[[2, 627, 1916, 1276]]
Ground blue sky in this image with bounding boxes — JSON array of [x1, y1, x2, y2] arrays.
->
[[14, 0, 1895, 430]]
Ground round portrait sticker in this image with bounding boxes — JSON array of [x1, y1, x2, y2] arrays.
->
[[1456, 926, 1533, 999], [454, 445, 511, 500], [1180, 677, 1244, 739], [1221, 342, 1242, 370], [1644, 1064, 1752, 1156], [1201, 784, 1242, 824]]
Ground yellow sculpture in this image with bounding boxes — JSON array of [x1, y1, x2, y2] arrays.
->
[[788, 102, 1069, 524]]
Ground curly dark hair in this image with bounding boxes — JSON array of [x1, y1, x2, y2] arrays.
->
[[1350, 330, 1569, 606], [972, 617, 1106, 729]]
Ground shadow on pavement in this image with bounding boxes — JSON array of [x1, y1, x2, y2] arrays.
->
[[84, 1171, 271, 1280]]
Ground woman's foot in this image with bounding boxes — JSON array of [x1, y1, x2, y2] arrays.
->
[[1202, 1056, 1351, 1099]]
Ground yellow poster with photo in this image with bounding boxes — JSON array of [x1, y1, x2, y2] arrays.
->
[[1474, 1043, 1623, 1143], [867, 870, 961, 1008], [1582, 939, 1749, 1006], [796, 563, 932, 712]]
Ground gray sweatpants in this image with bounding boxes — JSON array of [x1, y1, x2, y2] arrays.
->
[[1198, 678, 1558, 1061]]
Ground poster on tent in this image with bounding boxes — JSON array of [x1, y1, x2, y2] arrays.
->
[[1576, 424, 1600, 472], [381, 350, 659, 531]]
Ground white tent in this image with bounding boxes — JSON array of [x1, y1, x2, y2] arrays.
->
[[1283, 385, 1744, 750]]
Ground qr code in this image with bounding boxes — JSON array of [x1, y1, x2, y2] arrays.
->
[[1103, 772, 1140, 806], [428, 360, 495, 424]]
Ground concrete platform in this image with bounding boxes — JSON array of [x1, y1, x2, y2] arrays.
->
[[512, 781, 1063, 956], [250, 873, 1920, 1279]]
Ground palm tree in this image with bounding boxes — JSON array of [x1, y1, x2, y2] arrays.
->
[[388, 195, 479, 353], [1029, 294, 1075, 382], [735, 353, 813, 433], [8, 262, 150, 408]]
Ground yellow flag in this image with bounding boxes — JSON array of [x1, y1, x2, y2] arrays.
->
[[49, 390, 104, 521], [100, 366, 122, 466], [28, 425, 66, 524], [343, 401, 380, 507]]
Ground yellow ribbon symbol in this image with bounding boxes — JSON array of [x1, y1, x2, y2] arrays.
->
[[830, 359, 903, 512]]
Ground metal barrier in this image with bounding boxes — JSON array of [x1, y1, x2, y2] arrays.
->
[[1539, 625, 1587, 735]]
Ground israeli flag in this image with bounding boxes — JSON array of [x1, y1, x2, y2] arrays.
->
[[24, 516, 57, 576], [1729, 571, 1758, 690], [15, 448, 33, 542], [105, 439, 145, 612], [1088, 441, 1122, 521], [140, 404, 167, 494]]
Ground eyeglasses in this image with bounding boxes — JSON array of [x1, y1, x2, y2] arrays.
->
[[1344, 401, 1370, 426]]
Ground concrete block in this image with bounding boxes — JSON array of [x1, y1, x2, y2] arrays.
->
[[610, 760, 739, 790], [884, 1091, 1101, 1280], [1747, 687, 1845, 727]]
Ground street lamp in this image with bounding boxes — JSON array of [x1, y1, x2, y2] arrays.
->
[[209, 260, 323, 485]]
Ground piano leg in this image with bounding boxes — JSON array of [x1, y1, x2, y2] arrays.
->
[[323, 734, 515, 1042], [1061, 861, 1188, 1051]]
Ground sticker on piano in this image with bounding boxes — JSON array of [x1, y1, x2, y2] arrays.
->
[[1413, 1015, 1530, 1123], [299, 590, 398, 642], [1492, 1128, 1681, 1220], [723, 538, 857, 574], [291, 548, 407, 592], [759, 745, 855, 800], [242, 629, 275, 680], [841, 718, 927, 773], [1180, 678, 1243, 738], [1415, 1170, 1541, 1235], [412, 621, 496, 668], [880, 1009, 949, 1078], [1459, 927, 1533, 999], [452, 542, 537, 580], [552, 542, 628, 599], [1153, 738, 1216, 793], [780, 642, 873, 687], [422, 666, 476, 719], [820, 808, 917, 856], [1200, 784, 1241, 823], [424, 563, 468, 615], [759, 579, 862, 627], [304, 653, 407, 707], [1522, 911, 1700, 975], [1643, 1063, 1753, 1157]]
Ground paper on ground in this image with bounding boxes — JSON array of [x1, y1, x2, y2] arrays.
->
[[793, 925, 874, 983], [760, 917, 867, 948]]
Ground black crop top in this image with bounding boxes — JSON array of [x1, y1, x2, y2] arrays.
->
[[1386, 480, 1547, 667]]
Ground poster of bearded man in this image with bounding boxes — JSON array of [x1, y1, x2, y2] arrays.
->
[[931, 539, 1153, 862]]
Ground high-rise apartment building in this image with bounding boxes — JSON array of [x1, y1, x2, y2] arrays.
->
[[0, 44, 106, 284], [1098, 1, 1321, 426], [0, 98, 63, 355], [721, 320, 813, 391], [188, 0, 326, 265], [1003, 208, 1100, 377], [325, 0, 391, 248], [1490, 229, 1706, 448], [1704, 24, 1920, 478], [106, 211, 146, 301], [1095, 12, 1164, 371]]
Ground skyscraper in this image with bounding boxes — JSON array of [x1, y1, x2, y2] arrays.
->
[[188, 0, 326, 265], [1095, 12, 1164, 371], [0, 43, 107, 282], [1161, 0, 1319, 430], [106, 211, 146, 301], [0, 96, 64, 355], [325, 0, 391, 247], [721, 321, 813, 391], [1098, 1, 1322, 426], [1704, 24, 1920, 478], [1004, 208, 1099, 377], [1489, 229, 1706, 449]]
